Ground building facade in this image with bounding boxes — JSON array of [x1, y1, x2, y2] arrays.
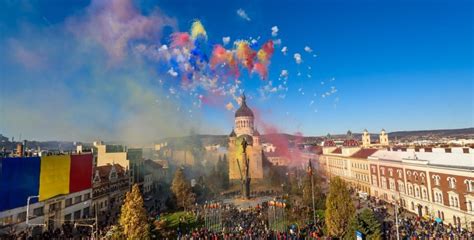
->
[[0, 189, 92, 234], [319, 139, 375, 195], [369, 147, 474, 231], [94, 141, 144, 187], [319, 130, 390, 195], [92, 163, 129, 226]]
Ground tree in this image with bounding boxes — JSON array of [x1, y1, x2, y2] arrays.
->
[[347, 209, 382, 240], [325, 177, 355, 238], [171, 168, 196, 210], [119, 184, 150, 240]]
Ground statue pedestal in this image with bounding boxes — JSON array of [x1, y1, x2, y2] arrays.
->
[[242, 178, 251, 199]]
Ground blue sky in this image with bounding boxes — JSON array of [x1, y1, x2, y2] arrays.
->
[[0, 0, 472, 142]]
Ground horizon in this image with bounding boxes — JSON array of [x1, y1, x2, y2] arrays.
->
[[0, 0, 473, 143], [1, 127, 473, 144]]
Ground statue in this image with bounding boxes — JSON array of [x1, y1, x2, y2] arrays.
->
[[241, 137, 248, 154], [240, 137, 251, 199]]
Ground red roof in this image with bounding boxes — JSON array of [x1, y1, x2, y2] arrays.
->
[[343, 139, 360, 147], [96, 164, 126, 181], [331, 147, 342, 154], [323, 140, 336, 147], [350, 148, 378, 159]]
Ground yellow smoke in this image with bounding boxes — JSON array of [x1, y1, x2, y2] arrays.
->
[[191, 20, 207, 40]]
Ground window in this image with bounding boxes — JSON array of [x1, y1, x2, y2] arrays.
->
[[17, 212, 27, 223], [389, 179, 396, 191], [84, 193, 91, 201], [421, 188, 428, 200], [83, 207, 90, 218], [74, 196, 82, 204], [0, 216, 13, 225], [467, 200, 473, 212], [74, 210, 81, 220], [381, 177, 387, 189], [420, 173, 426, 184], [388, 168, 393, 177], [33, 207, 44, 217], [448, 193, 459, 208], [408, 184, 413, 195], [380, 167, 385, 175], [407, 171, 412, 181], [397, 169, 403, 178], [65, 198, 73, 207], [398, 181, 405, 193], [433, 175, 441, 186], [465, 180, 474, 192], [447, 177, 456, 189], [65, 214, 71, 221], [434, 191, 443, 204], [415, 186, 420, 198], [372, 175, 378, 186]]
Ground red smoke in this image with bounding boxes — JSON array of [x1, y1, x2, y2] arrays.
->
[[253, 107, 305, 166]]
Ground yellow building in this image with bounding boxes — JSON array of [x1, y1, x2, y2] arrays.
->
[[319, 130, 389, 195], [348, 148, 378, 194]]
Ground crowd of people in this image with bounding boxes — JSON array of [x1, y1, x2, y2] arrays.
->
[[168, 202, 327, 239], [1, 223, 93, 240], [383, 216, 473, 240], [362, 196, 473, 240], [2, 194, 473, 239]]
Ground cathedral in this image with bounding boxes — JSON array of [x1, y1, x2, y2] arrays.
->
[[228, 94, 264, 180]]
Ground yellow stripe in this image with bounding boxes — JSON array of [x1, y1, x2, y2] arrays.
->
[[39, 155, 71, 201]]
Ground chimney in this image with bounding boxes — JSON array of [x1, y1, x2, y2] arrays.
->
[[16, 143, 24, 157]]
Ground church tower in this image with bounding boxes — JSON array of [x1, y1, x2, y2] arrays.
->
[[234, 94, 254, 137], [379, 129, 389, 146], [362, 129, 371, 147], [228, 94, 263, 180]]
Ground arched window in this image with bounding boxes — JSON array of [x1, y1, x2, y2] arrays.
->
[[464, 179, 474, 192], [432, 175, 441, 186], [447, 177, 456, 189], [422, 188, 427, 200], [420, 173, 426, 184]]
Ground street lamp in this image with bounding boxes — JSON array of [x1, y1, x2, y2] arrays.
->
[[392, 199, 400, 240], [26, 195, 44, 226]]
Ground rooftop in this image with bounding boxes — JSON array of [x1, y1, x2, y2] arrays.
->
[[331, 147, 342, 154], [369, 148, 474, 169], [235, 94, 254, 118], [351, 148, 379, 159]]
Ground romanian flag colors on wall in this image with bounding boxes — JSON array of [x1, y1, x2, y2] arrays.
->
[[0, 154, 93, 211]]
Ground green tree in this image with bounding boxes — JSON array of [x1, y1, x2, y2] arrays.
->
[[119, 184, 150, 240], [325, 177, 355, 238], [347, 209, 382, 240], [171, 168, 196, 210]]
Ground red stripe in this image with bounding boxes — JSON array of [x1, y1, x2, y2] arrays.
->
[[69, 154, 93, 193]]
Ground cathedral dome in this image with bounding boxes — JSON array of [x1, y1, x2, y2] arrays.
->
[[235, 94, 254, 118]]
